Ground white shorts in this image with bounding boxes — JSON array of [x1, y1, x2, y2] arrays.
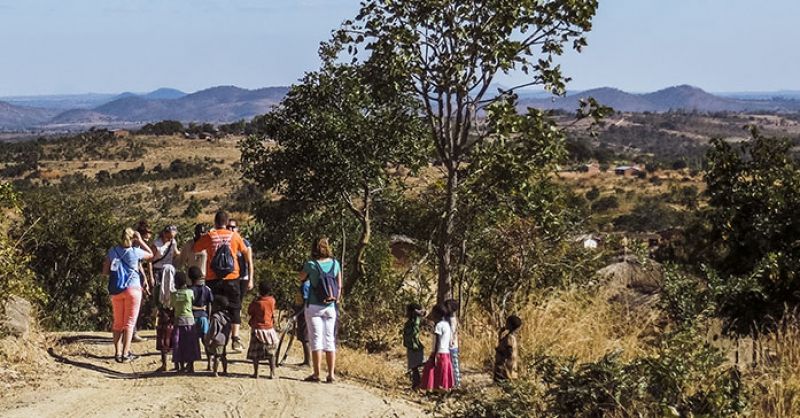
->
[[305, 304, 337, 352]]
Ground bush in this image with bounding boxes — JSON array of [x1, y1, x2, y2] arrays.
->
[[0, 184, 44, 314], [138, 120, 184, 136], [534, 329, 746, 417], [182, 196, 203, 218], [446, 380, 544, 418], [18, 190, 127, 330], [584, 186, 600, 201], [612, 199, 684, 232], [591, 195, 619, 212]]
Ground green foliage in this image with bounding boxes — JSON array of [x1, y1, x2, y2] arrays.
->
[[19, 190, 126, 330], [242, 63, 426, 206], [445, 380, 544, 418], [241, 62, 428, 291], [182, 197, 203, 218], [534, 329, 746, 417], [584, 186, 600, 201], [338, 237, 412, 352], [138, 120, 184, 136], [590, 195, 619, 212], [0, 183, 45, 308], [612, 199, 685, 232], [659, 265, 711, 326], [696, 129, 800, 334], [330, 0, 601, 301]]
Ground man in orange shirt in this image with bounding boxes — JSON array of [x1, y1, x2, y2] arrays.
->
[[193, 211, 251, 352]]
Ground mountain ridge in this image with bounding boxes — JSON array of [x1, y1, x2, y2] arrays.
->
[[2, 84, 800, 131]]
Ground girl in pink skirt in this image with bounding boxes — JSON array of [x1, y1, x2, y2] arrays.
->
[[421, 303, 454, 391]]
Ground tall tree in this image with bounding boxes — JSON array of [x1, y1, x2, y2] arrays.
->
[[240, 63, 428, 294], [327, 0, 602, 302]]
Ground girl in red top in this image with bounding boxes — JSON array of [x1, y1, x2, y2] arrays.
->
[[247, 281, 278, 379]]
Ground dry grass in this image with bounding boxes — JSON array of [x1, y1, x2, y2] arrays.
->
[[0, 325, 55, 395], [460, 287, 659, 374], [336, 346, 408, 390], [748, 317, 800, 417]]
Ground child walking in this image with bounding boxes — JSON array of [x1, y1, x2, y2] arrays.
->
[[247, 281, 279, 379], [188, 266, 213, 370], [205, 295, 232, 377], [494, 315, 522, 382], [171, 271, 201, 372], [445, 299, 461, 388], [421, 303, 455, 392], [402, 303, 426, 390]]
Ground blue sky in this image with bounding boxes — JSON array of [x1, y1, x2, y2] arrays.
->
[[0, 0, 797, 95]]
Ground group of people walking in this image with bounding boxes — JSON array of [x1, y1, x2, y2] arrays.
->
[[103, 210, 343, 381], [104, 209, 520, 386]]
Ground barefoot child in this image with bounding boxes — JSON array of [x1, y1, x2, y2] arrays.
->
[[402, 303, 426, 390], [205, 295, 232, 377], [247, 281, 278, 379], [421, 304, 454, 392], [445, 299, 461, 388], [189, 266, 213, 370], [494, 314, 522, 382], [171, 271, 201, 373]]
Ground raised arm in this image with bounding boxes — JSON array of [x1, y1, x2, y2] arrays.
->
[[101, 256, 111, 275]]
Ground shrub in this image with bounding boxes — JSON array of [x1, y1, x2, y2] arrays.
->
[[18, 190, 126, 330], [584, 186, 600, 201], [591, 195, 619, 212], [445, 380, 544, 418], [534, 329, 746, 417], [182, 196, 203, 218]]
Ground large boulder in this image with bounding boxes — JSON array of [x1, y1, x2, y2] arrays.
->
[[1, 296, 32, 338], [597, 257, 663, 294]]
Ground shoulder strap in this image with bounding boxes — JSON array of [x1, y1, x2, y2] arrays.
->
[[327, 259, 337, 275], [114, 248, 134, 271], [152, 241, 173, 264]]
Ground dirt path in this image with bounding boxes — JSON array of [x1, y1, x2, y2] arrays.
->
[[0, 331, 424, 418]]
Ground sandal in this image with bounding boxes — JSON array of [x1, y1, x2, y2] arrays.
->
[[325, 376, 336, 384], [304, 375, 320, 382]]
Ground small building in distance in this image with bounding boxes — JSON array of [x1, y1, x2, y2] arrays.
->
[[614, 165, 643, 176]]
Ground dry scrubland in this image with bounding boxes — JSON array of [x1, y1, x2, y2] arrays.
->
[[2, 125, 800, 417]]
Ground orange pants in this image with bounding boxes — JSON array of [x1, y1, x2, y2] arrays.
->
[[111, 287, 142, 332]]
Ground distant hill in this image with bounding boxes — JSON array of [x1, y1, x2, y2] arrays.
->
[[4, 84, 800, 130], [0, 102, 58, 130], [92, 86, 288, 124], [522, 85, 800, 113], [49, 109, 120, 125]]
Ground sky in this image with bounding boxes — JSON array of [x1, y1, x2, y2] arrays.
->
[[0, 0, 797, 96]]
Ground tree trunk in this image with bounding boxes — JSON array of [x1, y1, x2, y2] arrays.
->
[[344, 212, 370, 296], [437, 166, 458, 304]]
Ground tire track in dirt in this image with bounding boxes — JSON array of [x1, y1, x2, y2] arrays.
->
[[0, 332, 423, 418]]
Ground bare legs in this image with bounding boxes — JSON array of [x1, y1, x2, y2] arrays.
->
[[113, 330, 123, 357], [325, 351, 336, 381], [310, 350, 336, 381], [251, 356, 276, 379]]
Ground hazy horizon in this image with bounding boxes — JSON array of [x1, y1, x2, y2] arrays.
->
[[1, 0, 798, 96]]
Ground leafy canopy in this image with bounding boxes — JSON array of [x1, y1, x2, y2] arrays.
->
[[241, 63, 428, 206]]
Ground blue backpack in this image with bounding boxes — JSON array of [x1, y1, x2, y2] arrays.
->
[[312, 259, 340, 304], [108, 248, 135, 295]]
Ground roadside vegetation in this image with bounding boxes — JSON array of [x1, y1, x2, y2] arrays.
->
[[3, 1, 800, 416]]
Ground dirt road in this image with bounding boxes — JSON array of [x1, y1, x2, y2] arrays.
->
[[0, 332, 424, 418]]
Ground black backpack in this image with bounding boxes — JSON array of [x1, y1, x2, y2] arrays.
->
[[210, 233, 235, 277]]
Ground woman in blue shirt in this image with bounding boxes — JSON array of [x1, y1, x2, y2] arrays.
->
[[298, 237, 342, 383]]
